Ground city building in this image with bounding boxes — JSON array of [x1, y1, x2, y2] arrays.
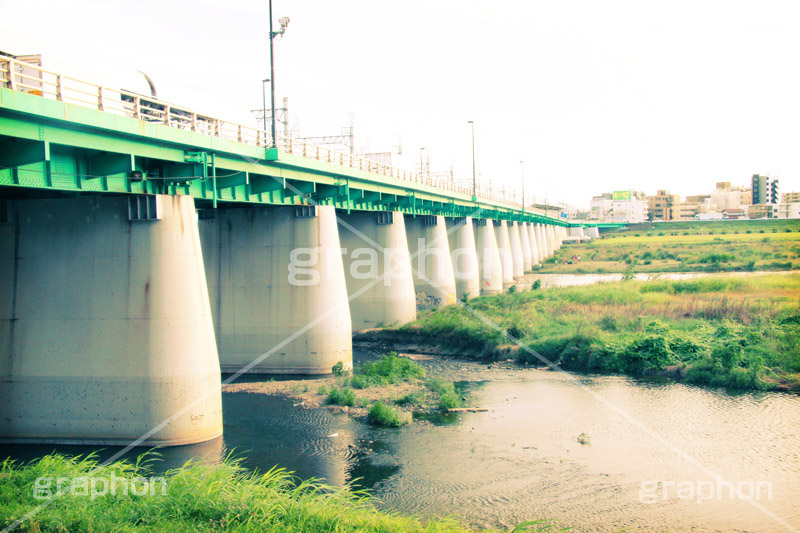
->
[[748, 203, 778, 219], [645, 190, 680, 221], [751, 174, 779, 204], [777, 202, 800, 219], [710, 182, 750, 212], [782, 191, 800, 204], [609, 191, 648, 223], [590, 193, 613, 221]]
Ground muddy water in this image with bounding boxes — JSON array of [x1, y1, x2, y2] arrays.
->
[[3, 350, 799, 532]]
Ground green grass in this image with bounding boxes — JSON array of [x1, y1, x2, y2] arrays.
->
[[366, 402, 407, 428], [0, 454, 483, 532], [347, 352, 427, 389], [363, 274, 800, 392], [539, 221, 800, 274]]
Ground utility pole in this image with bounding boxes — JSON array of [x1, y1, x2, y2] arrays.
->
[[520, 160, 525, 212], [468, 121, 476, 198], [268, 1, 289, 148]]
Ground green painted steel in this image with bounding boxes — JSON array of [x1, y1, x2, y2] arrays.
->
[[0, 88, 575, 225]]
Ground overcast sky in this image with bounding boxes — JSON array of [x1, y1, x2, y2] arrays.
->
[[2, 0, 799, 208]]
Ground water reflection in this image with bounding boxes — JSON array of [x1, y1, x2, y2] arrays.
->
[[2, 354, 799, 532]]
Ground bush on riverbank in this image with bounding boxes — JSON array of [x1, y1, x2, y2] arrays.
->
[[0, 454, 479, 532], [367, 401, 407, 428], [360, 275, 800, 392]]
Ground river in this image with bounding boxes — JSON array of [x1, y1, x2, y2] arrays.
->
[[2, 272, 799, 532]]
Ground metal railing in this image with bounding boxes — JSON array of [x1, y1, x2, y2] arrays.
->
[[0, 55, 532, 209]]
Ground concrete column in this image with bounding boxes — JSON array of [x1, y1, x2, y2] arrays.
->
[[527, 223, 540, 267], [494, 220, 515, 289], [0, 195, 222, 446], [586, 226, 600, 239], [545, 224, 555, 256], [474, 219, 503, 295], [339, 211, 416, 331], [445, 217, 480, 301], [508, 221, 524, 279], [569, 226, 585, 239], [405, 215, 457, 310], [537, 223, 549, 259], [533, 223, 545, 262], [200, 205, 352, 374], [519, 222, 533, 272]]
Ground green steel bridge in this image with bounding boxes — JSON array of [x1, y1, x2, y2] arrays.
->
[[0, 54, 620, 227]]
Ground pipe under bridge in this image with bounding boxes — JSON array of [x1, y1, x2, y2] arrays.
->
[[0, 56, 608, 447]]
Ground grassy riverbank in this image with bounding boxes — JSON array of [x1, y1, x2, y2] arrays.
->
[[358, 274, 800, 392], [538, 221, 800, 274], [0, 454, 500, 532]]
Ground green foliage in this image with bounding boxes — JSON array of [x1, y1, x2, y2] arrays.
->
[[355, 352, 426, 387], [367, 402, 407, 428], [619, 335, 673, 374], [0, 454, 475, 532], [326, 387, 357, 407], [331, 361, 345, 377], [531, 279, 542, 290]]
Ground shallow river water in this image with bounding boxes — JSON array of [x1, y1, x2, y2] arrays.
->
[[4, 351, 800, 532]]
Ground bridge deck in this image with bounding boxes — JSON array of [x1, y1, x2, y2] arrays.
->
[[0, 55, 578, 225]]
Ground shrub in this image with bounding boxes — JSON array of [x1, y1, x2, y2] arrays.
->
[[367, 401, 406, 427], [438, 390, 461, 410], [620, 335, 673, 374], [356, 352, 426, 386], [331, 361, 345, 377], [326, 387, 357, 407], [531, 279, 542, 290]]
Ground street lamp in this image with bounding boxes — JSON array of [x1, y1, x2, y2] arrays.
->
[[467, 120, 476, 199], [520, 160, 525, 211], [268, 0, 290, 148]]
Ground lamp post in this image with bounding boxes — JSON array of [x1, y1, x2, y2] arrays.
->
[[268, 0, 289, 148], [520, 160, 525, 212], [467, 120, 476, 198]]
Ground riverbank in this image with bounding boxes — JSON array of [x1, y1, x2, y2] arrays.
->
[[538, 222, 800, 274], [357, 274, 800, 393], [0, 454, 501, 532]]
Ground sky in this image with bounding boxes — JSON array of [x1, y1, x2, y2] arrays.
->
[[2, 0, 799, 208]]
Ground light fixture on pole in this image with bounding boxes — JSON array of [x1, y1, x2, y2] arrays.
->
[[268, 0, 290, 149], [467, 120, 476, 199], [520, 160, 525, 212]]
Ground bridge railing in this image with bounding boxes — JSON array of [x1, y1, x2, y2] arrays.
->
[[0, 55, 539, 211]]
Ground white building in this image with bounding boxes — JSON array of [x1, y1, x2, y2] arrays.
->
[[610, 197, 648, 223], [777, 203, 800, 219], [590, 195, 613, 220]]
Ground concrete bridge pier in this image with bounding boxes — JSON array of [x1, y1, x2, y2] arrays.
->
[[445, 217, 480, 301], [508, 222, 525, 280], [527, 223, 540, 267], [474, 219, 503, 295], [586, 226, 600, 239], [547, 225, 556, 255], [494, 220, 515, 289], [0, 194, 223, 446], [338, 211, 417, 331], [405, 215, 457, 310], [519, 222, 533, 272], [570, 226, 586, 239], [537, 223, 550, 259], [199, 204, 352, 374]]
